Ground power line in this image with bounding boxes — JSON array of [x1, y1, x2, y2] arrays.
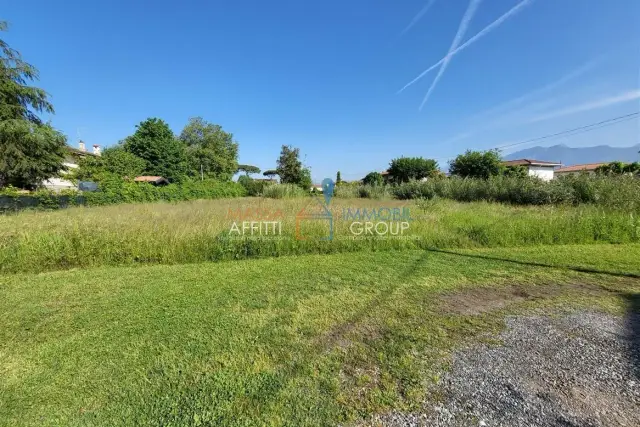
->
[[495, 112, 640, 151], [435, 111, 640, 163]]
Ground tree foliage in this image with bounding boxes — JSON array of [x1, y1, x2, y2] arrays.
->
[[0, 120, 67, 189], [362, 171, 384, 186], [503, 165, 528, 178], [449, 150, 502, 179], [388, 157, 438, 183], [0, 22, 54, 124], [263, 169, 278, 180], [237, 164, 261, 176], [595, 161, 639, 176], [179, 117, 238, 180], [74, 146, 146, 182], [123, 118, 187, 182], [276, 145, 307, 187], [336, 171, 342, 185], [0, 22, 67, 189]]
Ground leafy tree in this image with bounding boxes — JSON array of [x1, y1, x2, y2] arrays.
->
[[336, 171, 342, 185], [388, 157, 438, 183], [0, 22, 53, 124], [263, 169, 278, 180], [74, 146, 146, 182], [449, 150, 502, 179], [595, 161, 638, 175], [300, 167, 312, 191], [276, 145, 306, 187], [123, 118, 187, 182], [0, 21, 67, 189], [362, 171, 384, 186], [237, 164, 261, 176], [0, 120, 67, 189], [179, 117, 238, 180], [503, 165, 528, 178]]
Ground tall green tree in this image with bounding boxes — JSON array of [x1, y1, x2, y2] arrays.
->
[[336, 171, 342, 185], [388, 157, 438, 183], [276, 145, 305, 185], [0, 21, 67, 189], [449, 150, 502, 179], [123, 118, 187, 182], [179, 117, 238, 180]]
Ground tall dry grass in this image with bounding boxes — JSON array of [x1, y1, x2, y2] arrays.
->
[[1, 197, 639, 274]]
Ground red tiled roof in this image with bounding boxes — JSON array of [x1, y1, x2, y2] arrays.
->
[[502, 159, 562, 167], [555, 163, 606, 173]]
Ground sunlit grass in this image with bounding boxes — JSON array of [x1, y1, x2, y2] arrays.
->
[[0, 197, 638, 273], [1, 245, 638, 426]]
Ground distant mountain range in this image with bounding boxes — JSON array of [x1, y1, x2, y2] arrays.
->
[[504, 144, 640, 166]]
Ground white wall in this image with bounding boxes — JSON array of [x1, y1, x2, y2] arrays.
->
[[527, 165, 555, 181], [42, 162, 77, 191]]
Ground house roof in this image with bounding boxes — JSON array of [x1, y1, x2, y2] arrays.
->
[[554, 163, 606, 173], [65, 146, 97, 157], [502, 159, 562, 167], [134, 176, 169, 184]]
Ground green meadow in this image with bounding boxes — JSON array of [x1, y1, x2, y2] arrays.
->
[[1, 245, 639, 426]]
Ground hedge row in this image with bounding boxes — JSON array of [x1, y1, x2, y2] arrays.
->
[[0, 179, 246, 212]]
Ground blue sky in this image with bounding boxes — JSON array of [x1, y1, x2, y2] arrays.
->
[[3, 0, 639, 181]]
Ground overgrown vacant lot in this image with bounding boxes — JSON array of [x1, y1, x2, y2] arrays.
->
[[1, 197, 639, 273], [1, 244, 639, 426]]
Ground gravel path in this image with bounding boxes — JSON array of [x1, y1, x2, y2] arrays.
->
[[369, 311, 640, 427]]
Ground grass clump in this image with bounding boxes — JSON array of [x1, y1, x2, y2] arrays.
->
[[262, 183, 309, 198]]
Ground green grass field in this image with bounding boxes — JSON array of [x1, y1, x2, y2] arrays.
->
[[1, 244, 639, 426], [1, 197, 639, 273]]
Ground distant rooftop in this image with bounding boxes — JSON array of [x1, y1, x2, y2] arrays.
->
[[502, 159, 562, 167], [555, 163, 606, 173]]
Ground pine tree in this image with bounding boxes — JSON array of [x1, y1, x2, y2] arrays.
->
[[0, 21, 67, 189]]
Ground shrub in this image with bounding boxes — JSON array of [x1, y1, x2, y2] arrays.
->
[[0, 179, 246, 212], [237, 175, 273, 196], [390, 175, 640, 210], [362, 172, 384, 186]]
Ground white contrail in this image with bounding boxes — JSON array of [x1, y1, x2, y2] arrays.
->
[[399, 0, 534, 94], [470, 58, 600, 120], [400, 0, 437, 37], [525, 90, 640, 123], [419, 0, 483, 110]]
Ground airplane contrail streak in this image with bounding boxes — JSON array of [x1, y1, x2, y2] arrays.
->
[[419, 0, 483, 110], [399, 0, 534, 95]]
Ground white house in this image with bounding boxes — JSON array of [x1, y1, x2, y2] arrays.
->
[[502, 159, 561, 181], [42, 141, 101, 191]]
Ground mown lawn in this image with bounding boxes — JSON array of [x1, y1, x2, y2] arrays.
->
[[1, 244, 639, 426]]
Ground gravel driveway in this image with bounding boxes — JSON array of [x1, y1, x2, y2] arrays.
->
[[369, 311, 640, 427]]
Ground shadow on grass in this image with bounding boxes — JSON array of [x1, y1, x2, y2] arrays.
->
[[624, 293, 640, 379], [427, 248, 640, 280]]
